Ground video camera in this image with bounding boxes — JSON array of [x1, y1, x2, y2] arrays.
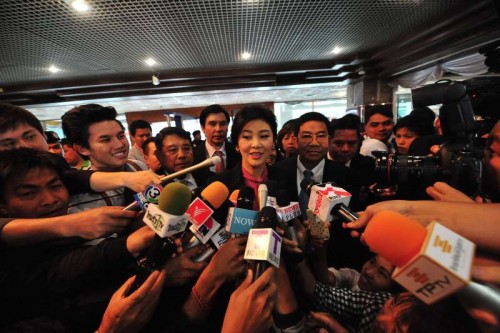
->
[[373, 77, 500, 196]]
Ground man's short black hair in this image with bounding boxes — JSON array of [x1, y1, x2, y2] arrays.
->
[[330, 114, 362, 139], [393, 114, 427, 137], [61, 104, 123, 148], [0, 103, 44, 136], [129, 120, 152, 136], [142, 136, 156, 155], [154, 127, 191, 152], [294, 112, 332, 136], [199, 104, 230, 127], [0, 148, 63, 203], [364, 105, 393, 124], [192, 130, 201, 136], [230, 104, 277, 144]]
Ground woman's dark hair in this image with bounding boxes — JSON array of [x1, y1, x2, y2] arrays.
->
[[230, 104, 277, 144], [277, 119, 297, 153]]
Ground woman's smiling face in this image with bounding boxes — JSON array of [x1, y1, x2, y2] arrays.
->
[[237, 119, 274, 174]]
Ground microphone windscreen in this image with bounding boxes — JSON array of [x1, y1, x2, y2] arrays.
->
[[364, 210, 427, 267], [276, 189, 290, 207], [158, 182, 192, 215], [255, 206, 278, 229], [229, 190, 240, 203], [201, 181, 230, 209]]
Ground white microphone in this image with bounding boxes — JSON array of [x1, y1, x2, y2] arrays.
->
[[258, 184, 268, 210], [159, 155, 221, 183]]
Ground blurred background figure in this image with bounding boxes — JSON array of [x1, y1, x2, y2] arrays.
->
[[45, 131, 64, 156]]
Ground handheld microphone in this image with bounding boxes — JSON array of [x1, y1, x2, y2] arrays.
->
[[123, 156, 221, 211], [300, 179, 352, 222], [229, 189, 240, 206], [244, 206, 282, 281], [183, 181, 229, 250], [238, 186, 254, 210], [159, 155, 221, 183], [226, 185, 258, 235], [363, 210, 500, 322], [331, 203, 359, 223], [191, 227, 230, 263], [185, 181, 229, 226], [130, 182, 192, 293], [258, 184, 268, 210], [275, 190, 301, 243]]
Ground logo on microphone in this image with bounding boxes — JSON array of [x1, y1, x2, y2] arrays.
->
[[433, 236, 452, 254], [144, 184, 163, 204], [186, 198, 213, 225]]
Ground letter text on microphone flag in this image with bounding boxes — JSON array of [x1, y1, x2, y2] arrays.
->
[[143, 203, 190, 238], [244, 228, 282, 268], [189, 217, 221, 244], [276, 202, 301, 222], [365, 211, 475, 305], [308, 184, 351, 222], [225, 207, 259, 235], [211, 228, 230, 249], [186, 197, 214, 226]]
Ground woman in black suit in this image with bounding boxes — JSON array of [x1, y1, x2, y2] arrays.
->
[[212, 104, 285, 207]]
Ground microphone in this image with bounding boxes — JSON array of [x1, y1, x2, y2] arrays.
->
[[191, 227, 230, 263], [363, 211, 500, 321], [159, 155, 221, 183], [258, 184, 268, 210], [225, 186, 258, 235], [185, 181, 229, 226], [130, 182, 192, 293], [123, 156, 221, 211], [229, 189, 240, 206], [183, 181, 229, 250], [244, 206, 282, 281], [274, 190, 301, 243], [300, 178, 352, 222], [238, 186, 254, 210]]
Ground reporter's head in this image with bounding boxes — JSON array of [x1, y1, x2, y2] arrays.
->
[[0, 148, 69, 218]]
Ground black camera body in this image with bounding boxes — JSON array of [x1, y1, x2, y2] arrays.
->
[[373, 77, 499, 197]]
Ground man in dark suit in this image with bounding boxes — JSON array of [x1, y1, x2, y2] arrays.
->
[[155, 127, 211, 189], [275, 112, 370, 272], [192, 104, 241, 175], [274, 112, 348, 202], [328, 114, 375, 211]]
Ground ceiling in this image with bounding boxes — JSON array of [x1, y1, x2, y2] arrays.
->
[[1, 0, 500, 120]]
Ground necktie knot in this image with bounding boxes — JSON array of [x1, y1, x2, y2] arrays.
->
[[303, 170, 313, 180]]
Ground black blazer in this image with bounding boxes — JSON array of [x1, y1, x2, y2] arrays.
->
[[273, 157, 349, 202], [192, 140, 241, 173]]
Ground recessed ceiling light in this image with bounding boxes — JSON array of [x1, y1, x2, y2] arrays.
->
[[71, 0, 90, 12], [48, 65, 60, 73], [241, 52, 251, 60], [331, 46, 342, 55], [145, 58, 157, 66]]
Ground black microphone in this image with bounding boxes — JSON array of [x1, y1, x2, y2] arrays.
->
[[237, 186, 254, 210]]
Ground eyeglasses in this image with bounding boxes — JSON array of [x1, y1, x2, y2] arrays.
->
[[299, 132, 329, 142], [331, 140, 358, 147]]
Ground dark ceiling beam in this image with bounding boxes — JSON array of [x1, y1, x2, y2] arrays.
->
[[0, 59, 364, 94]]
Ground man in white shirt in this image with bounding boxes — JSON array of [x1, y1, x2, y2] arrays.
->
[[155, 127, 211, 190], [359, 105, 395, 158], [128, 119, 152, 164]]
